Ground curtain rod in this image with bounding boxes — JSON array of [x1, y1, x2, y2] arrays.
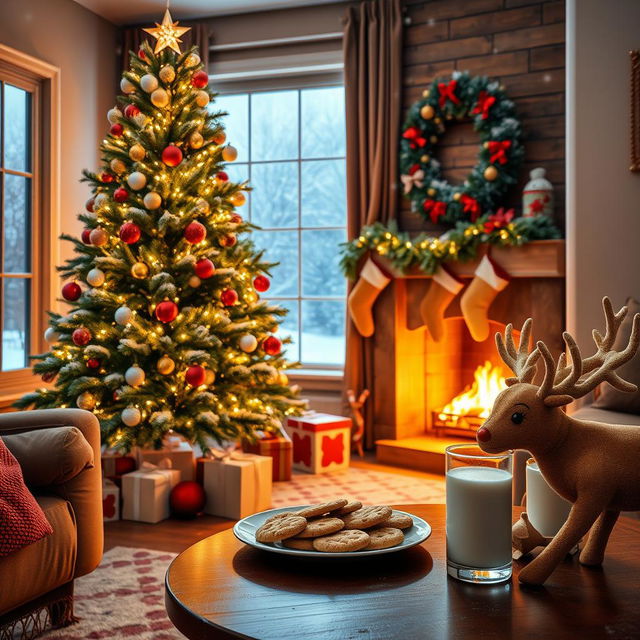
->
[[210, 32, 343, 52]]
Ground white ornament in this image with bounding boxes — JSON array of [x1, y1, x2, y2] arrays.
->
[[186, 53, 200, 68], [120, 77, 136, 94], [195, 91, 209, 108], [157, 355, 175, 375], [86, 268, 105, 287], [222, 146, 238, 162], [195, 198, 210, 213], [143, 192, 162, 210], [159, 65, 176, 83], [94, 193, 108, 209], [151, 88, 169, 108], [107, 107, 122, 124], [239, 334, 258, 353], [114, 306, 132, 325], [110, 158, 126, 175], [76, 391, 96, 410], [129, 144, 146, 162], [133, 113, 149, 128], [127, 171, 147, 190], [125, 366, 145, 387], [188, 275, 201, 288], [44, 327, 60, 344], [140, 74, 159, 93], [121, 406, 141, 426]]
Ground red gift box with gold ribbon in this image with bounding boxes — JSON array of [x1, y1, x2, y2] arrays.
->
[[242, 432, 292, 482]]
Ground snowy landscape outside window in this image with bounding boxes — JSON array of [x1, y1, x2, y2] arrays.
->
[[213, 86, 346, 369]]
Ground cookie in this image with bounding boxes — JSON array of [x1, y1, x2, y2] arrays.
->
[[297, 499, 348, 518], [282, 537, 315, 551], [312, 529, 371, 553], [379, 512, 414, 530], [366, 527, 404, 550], [332, 500, 362, 515], [297, 517, 345, 539], [341, 505, 392, 530], [255, 513, 307, 543]]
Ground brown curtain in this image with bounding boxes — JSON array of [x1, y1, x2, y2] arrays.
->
[[342, 0, 403, 448], [120, 21, 210, 72]]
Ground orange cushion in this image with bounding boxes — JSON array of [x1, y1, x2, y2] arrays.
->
[[0, 439, 52, 557]]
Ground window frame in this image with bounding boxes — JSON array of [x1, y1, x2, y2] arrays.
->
[[213, 74, 347, 375]]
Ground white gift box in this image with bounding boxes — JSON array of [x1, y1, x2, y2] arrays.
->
[[121, 462, 181, 523]]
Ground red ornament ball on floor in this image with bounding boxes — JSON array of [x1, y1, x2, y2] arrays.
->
[[220, 289, 238, 306], [101, 172, 114, 183], [191, 70, 209, 88], [81, 229, 92, 244], [170, 481, 206, 518], [113, 187, 129, 203], [62, 282, 82, 301], [184, 221, 206, 244], [162, 145, 183, 167], [263, 335, 282, 356], [185, 365, 206, 387], [253, 275, 270, 292], [217, 171, 228, 182], [86, 358, 100, 369], [110, 123, 123, 137], [124, 104, 140, 118], [72, 327, 91, 346], [119, 222, 141, 244], [155, 300, 179, 323], [194, 258, 215, 279]]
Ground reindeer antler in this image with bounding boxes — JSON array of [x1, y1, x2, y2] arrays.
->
[[537, 297, 640, 407], [495, 318, 540, 385]]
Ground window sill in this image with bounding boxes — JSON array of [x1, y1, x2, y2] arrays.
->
[[289, 368, 344, 393]]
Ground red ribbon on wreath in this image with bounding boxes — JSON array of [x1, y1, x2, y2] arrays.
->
[[460, 194, 481, 222], [483, 207, 514, 233], [472, 91, 496, 120], [438, 80, 460, 108], [402, 126, 427, 149], [424, 199, 447, 224], [488, 140, 512, 165]]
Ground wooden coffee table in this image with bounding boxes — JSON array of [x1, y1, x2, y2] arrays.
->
[[165, 504, 640, 639]]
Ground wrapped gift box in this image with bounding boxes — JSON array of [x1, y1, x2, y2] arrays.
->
[[242, 432, 292, 482], [202, 452, 272, 520], [101, 449, 136, 477], [102, 478, 120, 522], [121, 464, 181, 523], [285, 413, 352, 474], [135, 436, 195, 481]]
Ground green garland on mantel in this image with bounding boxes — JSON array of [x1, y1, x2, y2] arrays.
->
[[339, 214, 561, 281]]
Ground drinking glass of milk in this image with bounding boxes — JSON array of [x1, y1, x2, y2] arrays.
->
[[446, 444, 513, 584], [525, 458, 571, 537]]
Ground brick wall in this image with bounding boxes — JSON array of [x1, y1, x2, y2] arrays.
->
[[401, 0, 565, 232]]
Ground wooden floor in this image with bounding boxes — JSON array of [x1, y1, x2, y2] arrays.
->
[[104, 454, 444, 554]]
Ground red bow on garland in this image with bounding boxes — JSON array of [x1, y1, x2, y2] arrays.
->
[[438, 80, 460, 108], [488, 140, 512, 165], [403, 126, 427, 149], [460, 194, 481, 222], [424, 199, 447, 224], [472, 91, 496, 120], [483, 207, 515, 233]]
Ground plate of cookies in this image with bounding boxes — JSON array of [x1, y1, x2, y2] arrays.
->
[[233, 498, 432, 558]]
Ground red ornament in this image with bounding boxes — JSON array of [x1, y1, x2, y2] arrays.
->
[[162, 145, 183, 167], [185, 365, 206, 387], [217, 171, 229, 182], [86, 358, 100, 369], [110, 123, 124, 137], [155, 300, 179, 323], [230, 214, 243, 224], [41, 371, 57, 383], [81, 229, 92, 244], [220, 289, 238, 306], [221, 234, 237, 248], [62, 282, 82, 301], [119, 222, 141, 244], [85, 197, 95, 212], [114, 187, 129, 203], [262, 336, 282, 356], [138, 48, 147, 60], [184, 221, 206, 244], [101, 172, 115, 183], [124, 104, 140, 118], [72, 327, 91, 346], [253, 275, 270, 292], [170, 481, 206, 518], [191, 70, 209, 89], [194, 258, 215, 279]]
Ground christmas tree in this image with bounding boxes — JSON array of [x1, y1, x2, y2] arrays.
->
[[17, 20, 304, 452]]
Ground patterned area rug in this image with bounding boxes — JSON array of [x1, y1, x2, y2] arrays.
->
[[40, 547, 182, 640]]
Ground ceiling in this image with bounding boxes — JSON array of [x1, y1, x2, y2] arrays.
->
[[71, 0, 343, 24]]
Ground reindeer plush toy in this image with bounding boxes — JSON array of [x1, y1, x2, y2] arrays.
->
[[477, 297, 640, 585]]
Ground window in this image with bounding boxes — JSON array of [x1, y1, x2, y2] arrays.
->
[[213, 86, 347, 369]]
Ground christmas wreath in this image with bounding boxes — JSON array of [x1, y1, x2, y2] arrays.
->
[[400, 71, 523, 226]]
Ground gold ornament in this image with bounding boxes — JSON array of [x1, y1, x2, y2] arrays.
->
[[159, 65, 176, 84], [434, 117, 442, 125], [189, 132, 204, 149], [150, 88, 169, 108], [129, 144, 146, 162], [484, 165, 498, 181], [420, 105, 435, 120], [195, 91, 209, 108], [427, 188, 436, 196], [430, 135, 438, 144], [186, 53, 201, 68], [143, 192, 162, 210], [131, 262, 149, 279], [213, 132, 226, 145], [76, 391, 96, 410], [230, 191, 246, 207], [483, 141, 490, 149], [110, 158, 126, 175], [222, 145, 238, 162], [143, 9, 191, 54], [89, 227, 109, 247], [157, 355, 175, 375], [420, 154, 430, 163], [453, 192, 461, 201], [422, 89, 430, 98], [279, 372, 288, 386], [204, 369, 215, 385], [188, 275, 201, 288]]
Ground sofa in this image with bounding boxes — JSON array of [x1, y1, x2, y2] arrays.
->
[[0, 409, 103, 638]]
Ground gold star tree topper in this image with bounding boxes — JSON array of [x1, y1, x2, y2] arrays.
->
[[143, 9, 191, 54]]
